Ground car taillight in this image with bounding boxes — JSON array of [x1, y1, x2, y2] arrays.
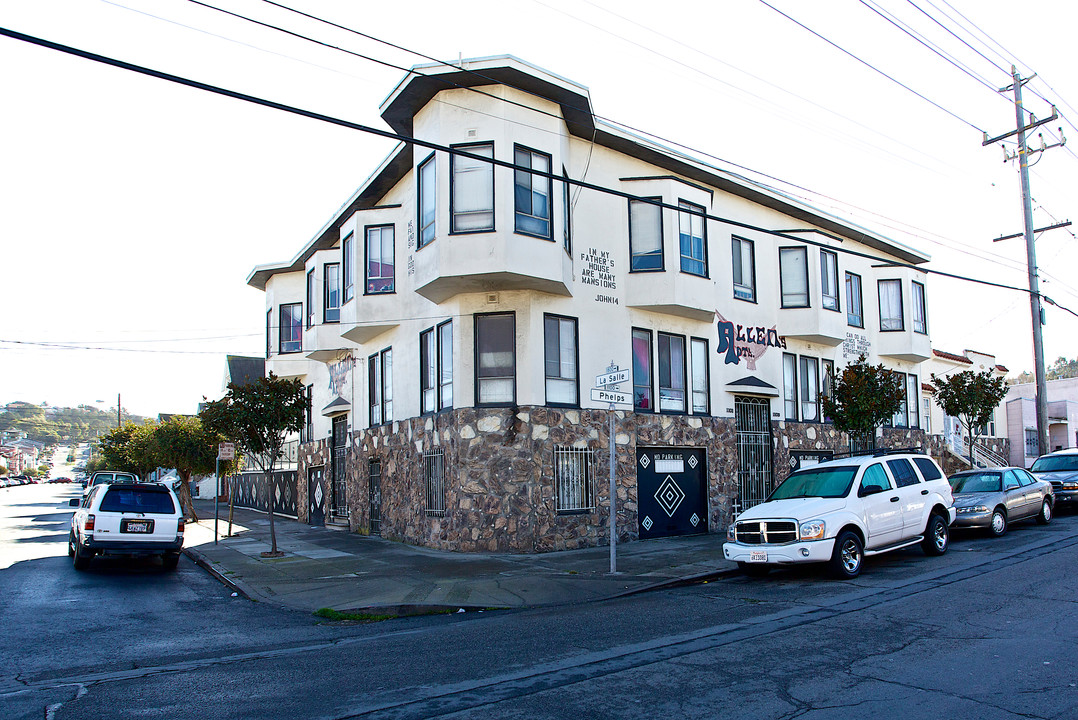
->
[[85, 514, 95, 531], [177, 518, 185, 533]]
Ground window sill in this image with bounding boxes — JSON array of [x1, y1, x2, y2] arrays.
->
[[514, 229, 554, 241]]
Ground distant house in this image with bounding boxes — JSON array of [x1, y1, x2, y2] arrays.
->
[[1006, 376, 1078, 467]]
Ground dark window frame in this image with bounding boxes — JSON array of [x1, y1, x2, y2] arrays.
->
[[323, 263, 340, 323], [265, 309, 272, 359], [690, 336, 711, 416], [632, 327, 654, 412], [783, 352, 798, 420], [513, 144, 553, 241], [657, 331, 688, 415], [368, 347, 392, 426], [912, 280, 928, 334], [342, 232, 355, 303], [821, 249, 840, 312], [779, 246, 810, 309], [279, 303, 302, 354], [562, 167, 572, 256], [846, 271, 864, 328], [678, 199, 708, 278], [417, 152, 436, 249], [449, 141, 495, 235], [543, 314, 580, 408], [628, 197, 664, 272], [879, 278, 904, 332], [799, 355, 820, 423], [474, 312, 516, 407], [306, 267, 316, 329], [731, 235, 756, 303], [420, 320, 453, 415], [364, 224, 395, 295]]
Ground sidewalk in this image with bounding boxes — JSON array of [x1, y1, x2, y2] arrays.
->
[[184, 499, 741, 616]]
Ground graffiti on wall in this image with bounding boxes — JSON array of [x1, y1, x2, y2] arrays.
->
[[715, 312, 787, 370], [327, 356, 354, 398]]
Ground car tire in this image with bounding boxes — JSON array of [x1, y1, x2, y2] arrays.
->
[[67, 531, 76, 558], [989, 508, 1008, 537], [737, 562, 770, 577], [1036, 500, 1053, 525], [922, 513, 950, 555], [829, 530, 863, 579], [162, 553, 180, 571], [72, 539, 92, 571]]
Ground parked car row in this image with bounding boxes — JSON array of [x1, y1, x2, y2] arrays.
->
[[724, 446, 1072, 580], [1, 475, 38, 488]]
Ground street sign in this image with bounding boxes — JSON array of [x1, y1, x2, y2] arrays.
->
[[591, 388, 631, 405], [595, 369, 629, 387], [218, 442, 235, 460]]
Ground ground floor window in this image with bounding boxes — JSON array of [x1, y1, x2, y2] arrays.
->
[[424, 449, 445, 516], [554, 446, 593, 513]]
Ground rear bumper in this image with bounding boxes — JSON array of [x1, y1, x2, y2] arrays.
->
[[82, 536, 183, 555]]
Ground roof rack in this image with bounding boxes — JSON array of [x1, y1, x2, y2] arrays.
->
[[832, 446, 927, 460]]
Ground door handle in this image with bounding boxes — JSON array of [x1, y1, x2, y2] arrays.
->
[[890, 496, 900, 502], [921, 489, 929, 495]]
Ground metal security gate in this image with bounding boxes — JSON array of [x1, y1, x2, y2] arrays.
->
[[307, 466, 325, 527], [637, 447, 707, 539], [331, 415, 349, 521], [735, 396, 773, 512], [368, 458, 381, 535]]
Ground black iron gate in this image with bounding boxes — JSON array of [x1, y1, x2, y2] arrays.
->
[[735, 396, 773, 512], [637, 447, 707, 539], [368, 458, 381, 535], [308, 466, 325, 527], [331, 416, 349, 521]]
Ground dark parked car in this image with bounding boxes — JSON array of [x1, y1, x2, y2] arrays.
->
[[1030, 448, 1078, 507], [950, 467, 1053, 536]]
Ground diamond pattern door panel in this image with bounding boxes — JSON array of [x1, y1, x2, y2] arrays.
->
[[637, 447, 707, 539]]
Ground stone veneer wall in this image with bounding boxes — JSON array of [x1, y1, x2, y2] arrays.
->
[[774, 422, 930, 485], [297, 439, 332, 525], [302, 406, 739, 553]]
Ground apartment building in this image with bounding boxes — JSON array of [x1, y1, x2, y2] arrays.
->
[[248, 56, 935, 552]]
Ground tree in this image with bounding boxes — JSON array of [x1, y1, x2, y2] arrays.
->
[[98, 421, 159, 479], [821, 354, 906, 451], [151, 416, 232, 522], [931, 369, 1008, 465], [199, 374, 306, 557]]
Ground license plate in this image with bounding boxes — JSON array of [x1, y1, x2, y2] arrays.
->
[[122, 520, 151, 533], [749, 550, 767, 563]]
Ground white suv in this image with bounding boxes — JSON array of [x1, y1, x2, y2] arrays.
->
[[68, 481, 185, 570], [723, 450, 955, 579]]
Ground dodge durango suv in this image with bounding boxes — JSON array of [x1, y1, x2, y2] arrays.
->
[[723, 450, 955, 579]]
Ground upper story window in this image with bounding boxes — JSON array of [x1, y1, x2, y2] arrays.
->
[[690, 337, 709, 415], [279, 303, 302, 354], [365, 225, 394, 295], [732, 236, 756, 302], [678, 201, 707, 277], [324, 263, 340, 323], [912, 281, 927, 334], [450, 143, 494, 233], [562, 169, 572, 255], [632, 328, 653, 412], [821, 250, 839, 311], [629, 198, 663, 272], [544, 314, 578, 407], [420, 320, 453, 415], [305, 268, 316, 329], [368, 348, 392, 426], [475, 312, 515, 406], [879, 279, 904, 331], [342, 232, 355, 303], [418, 153, 436, 248], [779, 246, 809, 308], [657, 332, 687, 413], [514, 145, 552, 239], [846, 272, 863, 327]]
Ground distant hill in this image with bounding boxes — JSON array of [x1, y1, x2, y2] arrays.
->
[[1, 402, 147, 444]]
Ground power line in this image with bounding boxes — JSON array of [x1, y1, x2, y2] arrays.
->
[[904, 0, 1011, 78]]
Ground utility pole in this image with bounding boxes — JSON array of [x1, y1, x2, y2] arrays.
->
[[117, 392, 122, 428], [983, 66, 1064, 458]]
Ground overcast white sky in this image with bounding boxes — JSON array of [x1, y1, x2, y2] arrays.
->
[[2, 0, 1076, 417]]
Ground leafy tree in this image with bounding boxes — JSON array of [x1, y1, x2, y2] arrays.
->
[[931, 370, 1008, 465], [821, 354, 906, 451], [151, 416, 234, 522], [98, 422, 159, 479], [199, 374, 307, 556]]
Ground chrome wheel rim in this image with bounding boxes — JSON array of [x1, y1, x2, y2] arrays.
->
[[840, 539, 861, 573], [991, 512, 1005, 535], [1043, 503, 1052, 522], [933, 519, 948, 550]]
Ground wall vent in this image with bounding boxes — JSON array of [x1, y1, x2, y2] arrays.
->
[[486, 292, 499, 304], [466, 128, 478, 139]]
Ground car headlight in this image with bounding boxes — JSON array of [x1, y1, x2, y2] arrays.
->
[[958, 505, 989, 514], [727, 525, 737, 541], [799, 519, 825, 541], [1062, 482, 1078, 490]]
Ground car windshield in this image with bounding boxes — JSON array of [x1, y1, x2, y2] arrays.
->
[[950, 472, 1002, 493], [100, 488, 176, 514], [769, 466, 858, 500], [1030, 455, 1078, 473]]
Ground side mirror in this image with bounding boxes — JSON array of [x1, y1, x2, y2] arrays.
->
[[69, 499, 80, 507], [859, 485, 883, 498]]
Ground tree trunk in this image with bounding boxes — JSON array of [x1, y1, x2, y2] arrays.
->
[[266, 468, 279, 555], [176, 469, 198, 522]]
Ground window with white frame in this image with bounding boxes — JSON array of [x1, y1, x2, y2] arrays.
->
[[305, 268, 316, 329], [779, 246, 809, 308], [679, 200, 707, 277], [632, 328, 653, 412], [554, 446, 594, 513], [629, 198, 663, 271], [732, 236, 755, 301], [324, 263, 340, 323], [879, 279, 904, 331], [368, 348, 392, 425], [418, 154, 436, 248], [912, 281, 927, 334], [657, 332, 687, 413], [342, 232, 355, 303], [821, 250, 839, 311], [544, 315, 578, 406], [846, 272, 863, 327], [450, 142, 494, 233], [783, 353, 798, 420], [475, 313, 515, 406], [514, 145, 552, 239], [424, 449, 445, 516], [690, 337, 709, 415], [365, 225, 394, 295], [420, 321, 453, 415], [279, 303, 302, 354], [800, 356, 819, 422]]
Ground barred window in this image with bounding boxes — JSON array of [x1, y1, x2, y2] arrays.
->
[[424, 449, 446, 516], [554, 446, 594, 513]]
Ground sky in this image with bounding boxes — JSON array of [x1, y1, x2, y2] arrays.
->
[[2, 0, 1077, 417]]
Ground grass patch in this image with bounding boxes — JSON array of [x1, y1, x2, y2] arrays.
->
[[313, 607, 394, 623]]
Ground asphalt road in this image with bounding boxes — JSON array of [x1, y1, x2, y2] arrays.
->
[[2, 481, 1077, 720]]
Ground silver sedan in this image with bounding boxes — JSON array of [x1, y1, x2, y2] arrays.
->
[[950, 467, 1054, 536]]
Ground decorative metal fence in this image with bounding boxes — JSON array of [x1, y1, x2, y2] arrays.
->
[[228, 470, 298, 519]]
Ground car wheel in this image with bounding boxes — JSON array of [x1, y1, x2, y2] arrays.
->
[[922, 513, 949, 555], [67, 530, 76, 558], [737, 562, 770, 577], [989, 508, 1008, 537], [162, 553, 180, 571], [829, 530, 863, 579], [1036, 500, 1053, 525], [72, 538, 92, 571]]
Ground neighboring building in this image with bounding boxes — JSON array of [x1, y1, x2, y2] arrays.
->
[[248, 56, 937, 552], [920, 348, 1009, 473], [1006, 376, 1078, 467]]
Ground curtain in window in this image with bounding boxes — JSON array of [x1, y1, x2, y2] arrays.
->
[[691, 338, 708, 414], [632, 329, 652, 410], [477, 314, 514, 404], [821, 250, 838, 310], [630, 200, 662, 270], [658, 334, 686, 413], [846, 272, 863, 326], [544, 316, 577, 405], [452, 144, 493, 232], [912, 282, 927, 333], [879, 280, 903, 330], [732, 237, 754, 300], [780, 247, 808, 307], [800, 356, 819, 421]]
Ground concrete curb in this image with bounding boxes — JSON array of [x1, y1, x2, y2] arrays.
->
[[183, 546, 252, 602]]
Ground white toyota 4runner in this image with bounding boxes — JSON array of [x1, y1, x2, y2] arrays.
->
[[723, 450, 956, 579]]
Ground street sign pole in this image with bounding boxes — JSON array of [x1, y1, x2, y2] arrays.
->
[[594, 361, 630, 575], [214, 457, 220, 545], [609, 394, 616, 574]]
